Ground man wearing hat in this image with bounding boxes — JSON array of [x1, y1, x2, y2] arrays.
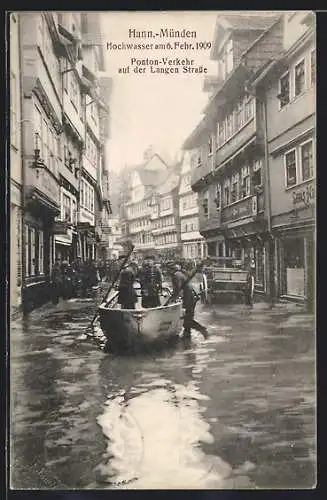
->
[[139, 256, 162, 308], [117, 255, 138, 309], [171, 263, 208, 339]]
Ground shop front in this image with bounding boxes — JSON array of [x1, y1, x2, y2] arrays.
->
[[272, 179, 315, 309], [22, 191, 60, 312], [276, 226, 315, 308]]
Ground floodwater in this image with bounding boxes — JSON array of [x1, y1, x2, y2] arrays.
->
[[10, 294, 316, 489]]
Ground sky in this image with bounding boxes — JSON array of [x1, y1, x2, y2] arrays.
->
[[100, 12, 218, 172]]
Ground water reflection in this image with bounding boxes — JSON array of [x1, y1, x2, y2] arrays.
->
[[95, 375, 230, 489]]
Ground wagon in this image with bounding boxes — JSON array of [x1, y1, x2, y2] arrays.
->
[[199, 257, 254, 305]]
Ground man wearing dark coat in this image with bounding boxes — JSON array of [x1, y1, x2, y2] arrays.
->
[[117, 261, 138, 309], [139, 257, 162, 308], [171, 264, 208, 339]]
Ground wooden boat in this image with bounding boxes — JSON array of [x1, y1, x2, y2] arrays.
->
[[98, 283, 183, 352]]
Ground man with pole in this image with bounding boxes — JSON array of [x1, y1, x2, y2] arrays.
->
[[169, 263, 208, 340], [89, 244, 135, 327]]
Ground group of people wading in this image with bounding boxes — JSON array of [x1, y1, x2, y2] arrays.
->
[[116, 255, 208, 340]]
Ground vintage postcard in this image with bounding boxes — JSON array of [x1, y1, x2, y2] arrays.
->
[[9, 11, 316, 489]]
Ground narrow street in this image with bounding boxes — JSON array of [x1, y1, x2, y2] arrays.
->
[[10, 297, 316, 489]]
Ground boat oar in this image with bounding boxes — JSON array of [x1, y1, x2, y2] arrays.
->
[[88, 244, 135, 328], [164, 263, 204, 307]]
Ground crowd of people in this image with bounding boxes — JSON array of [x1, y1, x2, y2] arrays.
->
[[116, 256, 208, 340], [50, 258, 101, 304]]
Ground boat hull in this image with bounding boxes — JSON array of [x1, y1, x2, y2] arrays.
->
[[98, 301, 183, 352]]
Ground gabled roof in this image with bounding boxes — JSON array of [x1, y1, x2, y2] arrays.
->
[[221, 14, 279, 31], [132, 153, 170, 187], [156, 162, 182, 195], [210, 12, 280, 60]]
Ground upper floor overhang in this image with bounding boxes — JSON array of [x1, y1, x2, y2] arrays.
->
[[183, 64, 251, 151]]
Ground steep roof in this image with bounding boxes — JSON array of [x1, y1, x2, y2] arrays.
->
[[133, 153, 169, 187], [210, 12, 279, 60], [221, 14, 279, 31], [156, 162, 182, 195]]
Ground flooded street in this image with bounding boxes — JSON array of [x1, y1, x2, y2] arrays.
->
[[10, 297, 316, 490]]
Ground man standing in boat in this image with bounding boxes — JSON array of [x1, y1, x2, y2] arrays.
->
[[139, 256, 162, 308], [171, 263, 208, 340], [117, 257, 138, 309]]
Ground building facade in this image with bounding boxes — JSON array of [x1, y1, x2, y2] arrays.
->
[[253, 11, 315, 307], [54, 12, 83, 263], [125, 153, 168, 259], [183, 13, 283, 296], [178, 151, 206, 261], [151, 162, 182, 261], [14, 12, 110, 313], [20, 12, 63, 311], [10, 13, 23, 314]]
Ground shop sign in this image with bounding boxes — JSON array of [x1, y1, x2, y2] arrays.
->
[[222, 197, 252, 223], [292, 184, 315, 207]]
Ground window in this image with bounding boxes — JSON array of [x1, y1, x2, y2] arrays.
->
[[70, 73, 80, 111], [278, 72, 290, 108], [224, 179, 230, 206], [208, 136, 213, 155], [215, 184, 221, 209], [217, 97, 254, 148], [244, 97, 254, 122], [231, 173, 239, 203], [10, 72, 18, 147], [252, 159, 262, 187], [235, 99, 245, 130], [34, 106, 43, 157], [241, 166, 250, 197], [25, 225, 45, 277], [294, 59, 305, 97], [63, 193, 71, 222], [38, 230, 44, 274], [311, 50, 316, 85], [301, 140, 314, 181], [202, 194, 209, 217], [285, 149, 297, 187]]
